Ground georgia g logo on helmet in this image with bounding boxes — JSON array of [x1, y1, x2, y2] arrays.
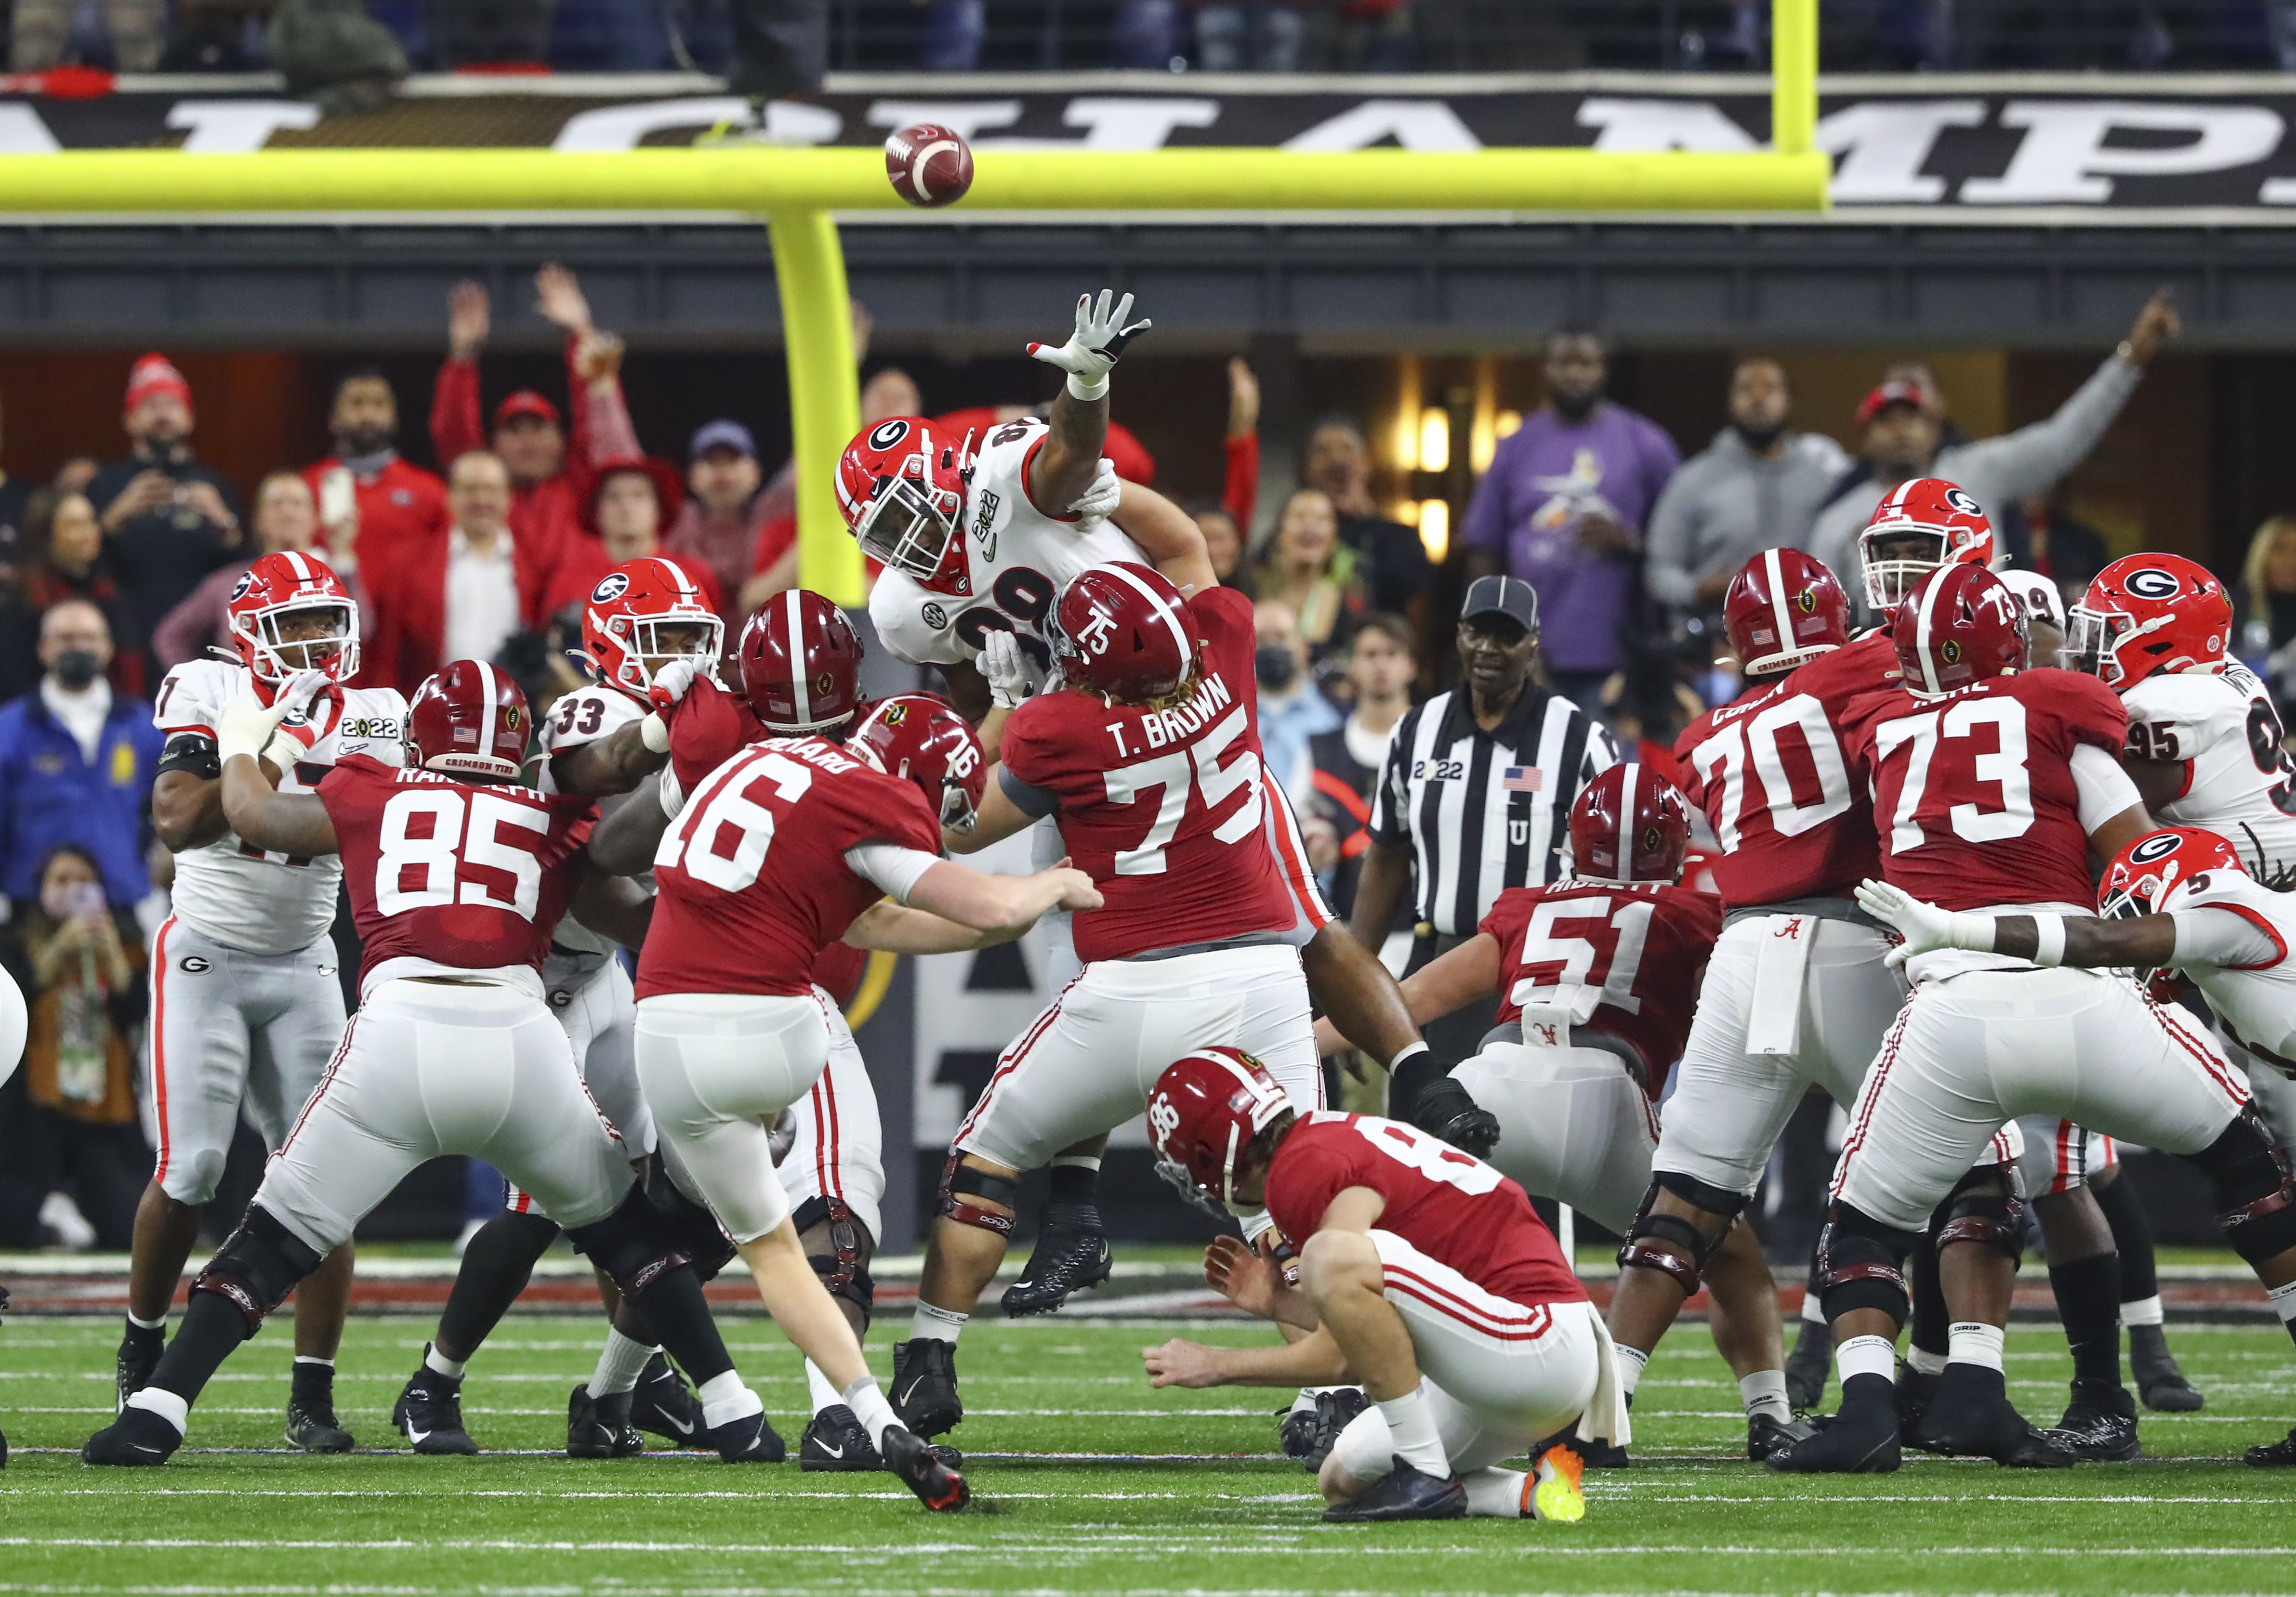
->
[[229, 570, 256, 603], [1944, 486, 1982, 517], [591, 572, 630, 604], [2130, 831, 2184, 865], [867, 419, 910, 451], [2125, 566, 2182, 602]]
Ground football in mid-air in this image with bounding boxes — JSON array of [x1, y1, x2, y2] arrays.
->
[[885, 123, 974, 209]]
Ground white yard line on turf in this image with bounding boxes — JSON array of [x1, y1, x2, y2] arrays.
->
[[9, 1538, 2296, 1559]]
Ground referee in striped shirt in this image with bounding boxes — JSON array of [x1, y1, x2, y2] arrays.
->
[[1351, 574, 1617, 1147]]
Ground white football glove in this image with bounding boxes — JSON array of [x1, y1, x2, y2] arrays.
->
[[1029, 289, 1152, 402], [1854, 877, 1975, 970], [217, 694, 294, 768], [978, 629, 1029, 710], [647, 657, 701, 713], [262, 668, 332, 768], [1069, 457, 1123, 522]]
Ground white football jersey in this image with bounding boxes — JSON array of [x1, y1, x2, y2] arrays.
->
[[2167, 867, 2296, 1072], [154, 659, 405, 957], [2123, 662, 2296, 884], [536, 681, 648, 979], [868, 416, 1141, 683]]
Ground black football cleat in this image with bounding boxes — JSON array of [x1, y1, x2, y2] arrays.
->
[[1287, 1388, 1370, 1471], [629, 1351, 707, 1446], [115, 1323, 163, 1414], [1408, 1078, 1501, 1160], [1912, 1372, 2073, 1468], [800, 1404, 881, 1472], [567, 1385, 645, 1459], [84, 1403, 181, 1467], [1001, 1212, 1114, 1316], [891, 1338, 963, 1437], [1280, 1403, 1317, 1461], [1896, 1363, 1942, 1452], [881, 1423, 971, 1511], [2130, 1323, 2204, 1412], [1747, 1411, 1817, 1462], [1766, 1404, 1901, 1474], [2245, 1426, 2296, 1466], [285, 1395, 356, 1453], [2044, 1381, 2140, 1462], [1323, 1457, 1467, 1521], [393, 1358, 479, 1456], [704, 1406, 787, 1464], [1783, 1319, 1831, 1413]]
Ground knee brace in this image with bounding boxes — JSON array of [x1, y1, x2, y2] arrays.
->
[[794, 1195, 877, 1329], [644, 1161, 737, 1284], [567, 1187, 693, 1301], [937, 1155, 1018, 1238], [1814, 1203, 1920, 1325], [190, 1205, 322, 1339], [2194, 1107, 2296, 1266], [1934, 1168, 2025, 1269], [1614, 1174, 1742, 1296]]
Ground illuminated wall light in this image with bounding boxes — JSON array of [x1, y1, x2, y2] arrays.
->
[[1419, 409, 1451, 475], [1495, 409, 1523, 440], [1417, 499, 1450, 563], [1391, 500, 1421, 525]]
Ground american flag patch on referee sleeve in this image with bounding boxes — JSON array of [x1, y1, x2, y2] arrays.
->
[[1501, 767, 1543, 793]]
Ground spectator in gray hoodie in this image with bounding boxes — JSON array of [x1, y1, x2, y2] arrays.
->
[[1809, 290, 2181, 608], [1644, 357, 1850, 620]]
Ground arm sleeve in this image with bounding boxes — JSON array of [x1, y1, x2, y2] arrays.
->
[[1641, 467, 1702, 609], [430, 355, 483, 468], [997, 762, 1060, 820], [2070, 741, 2145, 833], [1955, 356, 2142, 506], [156, 732, 222, 781], [563, 337, 609, 508], [1221, 431, 1260, 535], [2171, 905, 2284, 970], [843, 842, 943, 904]]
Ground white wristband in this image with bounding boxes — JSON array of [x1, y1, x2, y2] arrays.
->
[[639, 712, 670, 754], [1947, 914, 1998, 953], [1066, 372, 1108, 402], [2029, 913, 2067, 968]]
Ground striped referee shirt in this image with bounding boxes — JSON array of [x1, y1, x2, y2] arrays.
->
[[1368, 683, 1617, 938]]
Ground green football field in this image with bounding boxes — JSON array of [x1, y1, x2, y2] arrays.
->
[[5, 1310, 2296, 1596]]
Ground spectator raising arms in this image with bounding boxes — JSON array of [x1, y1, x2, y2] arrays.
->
[[153, 474, 364, 676], [0, 492, 143, 704], [302, 368, 447, 577], [1248, 489, 1351, 652], [1461, 330, 1682, 709]]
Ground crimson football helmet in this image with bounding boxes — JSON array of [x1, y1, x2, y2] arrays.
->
[[582, 556, 724, 703], [405, 658, 529, 782], [1724, 548, 1850, 677], [1894, 563, 2028, 696], [2069, 553, 2231, 692], [1147, 1047, 1294, 1214], [227, 550, 358, 689], [1053, 562, 1201, 704], [837, 417, 972, 595], [1859, 477, 1996, 611], [739, 588, 865, 735], [1570, 763, 1691, 885], [2099, 827, 2248, 921], [851, 694, 987, 831]]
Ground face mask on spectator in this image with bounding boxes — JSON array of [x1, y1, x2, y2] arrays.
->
[[51, 650, 101, 690], [1255, 644, 1299, 691]]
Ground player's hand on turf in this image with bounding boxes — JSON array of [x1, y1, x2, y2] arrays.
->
[[1853, 877, 1953, 968], [1142, 1338, 1227, 1389], [218, 694, 295, 766], [1068, 458, 1122, 522], [648, 656, 701, 713], [977, 629, 1029, 710], [1029, 290, 1150, 400], [1203, 1234, 1281, 1319]]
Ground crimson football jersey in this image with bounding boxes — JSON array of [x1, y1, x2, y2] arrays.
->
[[640, 734, 943, 1000], [1479, 880, 1720, 1097], [997, 585, 1292, 962], [1264, 1111, 1587, 1309], [1846, 667, 2126, 913], [1676, 631, 1894, 910], [318, 754, 596, 991]]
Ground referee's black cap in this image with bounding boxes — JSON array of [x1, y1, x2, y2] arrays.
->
[[1460, 575, 1540, 633]]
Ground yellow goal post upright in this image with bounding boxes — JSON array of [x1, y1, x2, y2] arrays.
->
[[0, 0, 1819, 607]]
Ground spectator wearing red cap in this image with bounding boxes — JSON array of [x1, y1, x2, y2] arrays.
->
[[365, 451, 558, 697], [540, 454, 723, 620], [85, 354, 244, 679], [301, 367, 447, 581]]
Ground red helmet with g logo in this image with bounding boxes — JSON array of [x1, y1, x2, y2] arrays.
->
[[1893, 563, 2029, 697], [2070, 553, 2231, 692], [1859, 477, 1995, 611], [1147, 1047, 1294, 1214], [836, 417, 972, 596], [1724, 547, 1850, 677], [851, 693, 986, 832], [1053, 562, 1201, 704], [738, 588, 865, 736], [405, 658, 529, 782], [227, 550, 359, 690], [2099, 826, 2248, 920], [1569, 763, 1691, 884], [582, 557, 724, 704]]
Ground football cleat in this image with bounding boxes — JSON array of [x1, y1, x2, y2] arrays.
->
[[567, 1385, 645, 1459], [2245, 1425, 2296, 1466], [891, 1338, 963, 1437], [1280, 1388, 1370, 1471], [83, 1402, 181, 1466], [1407, 1078, 1501, 1160], [2043, 1381, 2140, 1462], [285, 1395, 355, 1453], [1323, 1457, 1467, 1521], [800, 1404, 881, 1472], [1765, 1406, 1901, 1474], [1911, 1375, 2073, 1468], [1895, 1362, 1942, 1451], [2130, 1323, 2204, 1412], [704, 1406, 787, 1464], [115, 1324, 163, 1414], [629, 1352, 708, 1446], [1747, 1411, 1817, 1462], [880, 1423, 971, 1512], [1783, 1319, 1830, 1413], [392, 1358, 479, 1456], [1001, 1214, 1114, 1316], [1528, 1443, 1586, 1522]]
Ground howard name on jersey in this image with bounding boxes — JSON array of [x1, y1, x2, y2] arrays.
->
[[2165, 867, 2296, 1072], [1846, 666, 2126, 916], [1676, 631, 1892, 910], [317, 754, 595, 993], [1264, 1111, 1587, 1309], [2124, 660, 2296, 883], [156, 659, 407, 956], [868, 415, 1140, 676], [638, 734, 943, 1001], [998, 585, 1293, 963], [1479, 879, 1721, 1097]]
